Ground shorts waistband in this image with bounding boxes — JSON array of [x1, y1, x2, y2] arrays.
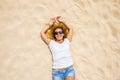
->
[[52, 65, 73, 70]]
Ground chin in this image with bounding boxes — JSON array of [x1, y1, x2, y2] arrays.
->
[[56, 37, 63, 41], [56, 38, 62, 41]]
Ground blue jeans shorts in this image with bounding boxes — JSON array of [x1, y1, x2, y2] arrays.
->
[[52, 65, 75, 80]]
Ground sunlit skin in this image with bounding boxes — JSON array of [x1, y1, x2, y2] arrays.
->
[[54, 28, 64, 44]]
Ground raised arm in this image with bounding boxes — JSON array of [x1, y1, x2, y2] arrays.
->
[[66, 24, 73, 42], [56, 16, 73, 42], [40, 18, 56, 45], [40, 24, 51, 45]]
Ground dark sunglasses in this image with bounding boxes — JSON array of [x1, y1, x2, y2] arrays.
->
[[54, 31, 64, 35]]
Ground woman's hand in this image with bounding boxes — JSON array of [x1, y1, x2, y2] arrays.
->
[[49, 16, 62, 26], [49, 16, 63, 25], [49, 17, 55, 26], [55, 16, 64, 22]]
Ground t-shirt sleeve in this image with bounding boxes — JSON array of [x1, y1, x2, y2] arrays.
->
[[48, 40, 54, 47], [65, 38, 71, 45]]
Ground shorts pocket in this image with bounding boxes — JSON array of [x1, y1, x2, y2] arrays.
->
[[67, 66, 74, 71]]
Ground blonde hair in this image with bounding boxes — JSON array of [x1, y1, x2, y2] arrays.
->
[[46, 21, 69, 40]]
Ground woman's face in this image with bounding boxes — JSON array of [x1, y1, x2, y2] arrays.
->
[[54, 28, 64, 41]]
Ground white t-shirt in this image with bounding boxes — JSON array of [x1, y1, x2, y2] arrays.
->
[[48, 38, 73, 68]]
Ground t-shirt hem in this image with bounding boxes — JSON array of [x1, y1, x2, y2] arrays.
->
[[52, 63, 73, 69]]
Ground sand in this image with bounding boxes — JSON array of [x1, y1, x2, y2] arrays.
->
[[0, 0, 120, 80]]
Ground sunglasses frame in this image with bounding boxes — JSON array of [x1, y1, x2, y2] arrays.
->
[[54, 31, 64, 35]]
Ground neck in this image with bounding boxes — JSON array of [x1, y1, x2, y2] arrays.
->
[[56, 39, 64, 44]]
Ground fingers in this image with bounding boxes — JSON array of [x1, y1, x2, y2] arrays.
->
[[56, 16, 61, 20], [56, 16, 64, 22], [49, 16, 63, 26], [49, 18, 55, 26], [56, 16, 62, 22]]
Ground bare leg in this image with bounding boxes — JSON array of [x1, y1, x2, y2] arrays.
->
[[65, 78, 75, 80]]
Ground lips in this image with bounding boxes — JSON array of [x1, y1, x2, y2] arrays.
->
[[56, 35, 62, 39]]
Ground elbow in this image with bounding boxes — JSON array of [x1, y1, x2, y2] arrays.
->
[[40, 30, 46, 38], [40, 31, 43, 38], [40, 30, 45, 35], [40, 30, 41, 34]]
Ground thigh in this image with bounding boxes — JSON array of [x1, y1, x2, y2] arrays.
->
[[52, 70, 64, 80], [65, 78, 75, 80]]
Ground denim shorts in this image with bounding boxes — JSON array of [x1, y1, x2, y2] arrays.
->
[[52, 65, 75, 80]]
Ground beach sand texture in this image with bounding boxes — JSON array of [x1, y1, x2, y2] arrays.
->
[[0, 0, 120, 80]]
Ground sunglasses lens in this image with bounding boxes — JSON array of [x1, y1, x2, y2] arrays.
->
[[54, 32, 58, 35], [59, 32, 63, 34], [54, 31, 64, 35]]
